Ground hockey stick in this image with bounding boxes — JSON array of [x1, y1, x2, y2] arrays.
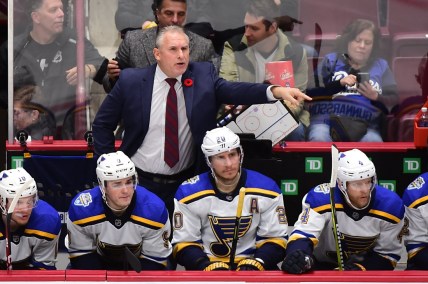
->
[[229, 187, 246, 269], [329, 144, 344, 270], [123, 246, 142, 273], [5, 178, 32, 270]]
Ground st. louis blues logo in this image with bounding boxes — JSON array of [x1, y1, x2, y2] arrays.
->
[[326, 230, 379, 261], [208, 215, 252, 258]]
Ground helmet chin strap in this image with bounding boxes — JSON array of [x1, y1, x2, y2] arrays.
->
[[101, 187, 129, 215], [212, 167, 241, 194], [343, 190, 372, 211]]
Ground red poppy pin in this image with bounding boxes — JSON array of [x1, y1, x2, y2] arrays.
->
[[184, 78, 193, 87]]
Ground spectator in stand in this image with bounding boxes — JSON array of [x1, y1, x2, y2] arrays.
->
[[402, 172, 428, 270], [306, 19, 398, 142], [184, 0, 300, 55], [67, 151, 172, 270], [0, 168, 61, 270], [103, 0, 219, 93], [0, 0, 106, 137], [220, 0, 308, 141], [13, 85, 56, 140], [282, 149, 405, 273]]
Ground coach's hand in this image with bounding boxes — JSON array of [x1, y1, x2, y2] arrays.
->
[[281, 250, 314, 274], [271, 86, 312, 108]]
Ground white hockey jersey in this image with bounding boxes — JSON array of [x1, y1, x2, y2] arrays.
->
[[67, 186, 172, 268], [288, 183, 404, 269], [172, 169, 288, 267], [402, 172, 428, 262], [0, 200, 61, 270]]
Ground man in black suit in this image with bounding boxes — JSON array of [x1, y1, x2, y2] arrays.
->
[[93, 25, 311, 215]]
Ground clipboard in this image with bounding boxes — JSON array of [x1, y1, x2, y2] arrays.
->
[[217, 101, 299, 146]]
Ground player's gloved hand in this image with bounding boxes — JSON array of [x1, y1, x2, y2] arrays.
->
[[342, 253, 366, 271], [343, 262, 366, 271], [281, 249, 314, 274], [203, 261, 230, 271], [236, 258, 265, 271]]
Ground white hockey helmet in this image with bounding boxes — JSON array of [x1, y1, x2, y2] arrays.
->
[[0, 168, 38, 214], [201, 127, 243, 168], [337, 149, 377, 210], [96, 151, 137, 200]]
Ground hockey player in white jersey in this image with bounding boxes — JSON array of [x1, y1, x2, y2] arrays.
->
[[0, 168, 61, 270], [67, 151, 172, 270], [282, 149, 405, 273], [172, 127, 288, 271], [402, 172, 428, 270]]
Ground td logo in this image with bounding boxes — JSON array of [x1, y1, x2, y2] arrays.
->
[[305, 157, 323, 173], [378, 180, 396, 192], [403, 158, 421, 174], [11, 156, 24, 169], [281, 180, 298, 196]]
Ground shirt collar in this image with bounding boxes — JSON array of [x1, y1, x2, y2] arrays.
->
[[155, 65, 183, 84]]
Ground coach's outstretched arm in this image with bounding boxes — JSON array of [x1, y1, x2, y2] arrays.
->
[[271, 86, 312, 108]]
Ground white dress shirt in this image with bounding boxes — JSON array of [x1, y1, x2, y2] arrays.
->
[[132, 66, 194, 175]]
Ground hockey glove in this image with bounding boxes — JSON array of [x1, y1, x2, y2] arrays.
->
[[342, 253, 366, 271], [281, 249, 314, 274], [203, 261, 230, 271], [236, 258, 265, 271]]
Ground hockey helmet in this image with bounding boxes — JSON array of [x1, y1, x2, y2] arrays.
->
[[337, 148, 377, 209], [96, 151, 137, 200], [0, 168, 38, 214], [201, 127, 243, 167]]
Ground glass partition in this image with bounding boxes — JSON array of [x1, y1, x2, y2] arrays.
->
[[6, 0, 428, 143]]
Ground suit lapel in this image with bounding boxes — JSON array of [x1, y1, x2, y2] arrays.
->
[[141, 65, 156, 135], [181, 68, 194, 123]]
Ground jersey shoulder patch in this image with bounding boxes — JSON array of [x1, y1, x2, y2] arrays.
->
[[175, 172, 215, 204], [68, 187, 105, 223], [305, 183, 332, 210], [402, 173, 428, 208]]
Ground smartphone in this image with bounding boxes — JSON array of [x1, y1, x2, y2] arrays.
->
[[357, 72, 370, 85]]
